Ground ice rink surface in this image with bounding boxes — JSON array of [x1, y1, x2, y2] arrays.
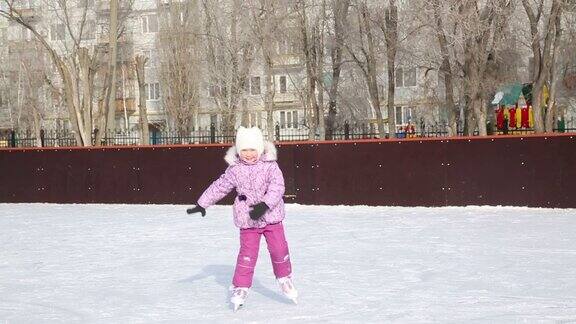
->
[[1, 203, 576, 323]]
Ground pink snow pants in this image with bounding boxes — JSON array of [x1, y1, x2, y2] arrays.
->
[[232, 222, 292, 288]]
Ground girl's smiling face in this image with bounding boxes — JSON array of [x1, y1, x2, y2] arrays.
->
[[239, 148, 259, 164]]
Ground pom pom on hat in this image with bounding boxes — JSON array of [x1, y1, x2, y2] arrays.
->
[[235, 126, 264, 156]]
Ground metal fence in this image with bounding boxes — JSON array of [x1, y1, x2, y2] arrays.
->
[[1, 123, 575, 148]]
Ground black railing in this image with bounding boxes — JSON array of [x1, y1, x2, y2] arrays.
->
[[1, 124, 575, 148]]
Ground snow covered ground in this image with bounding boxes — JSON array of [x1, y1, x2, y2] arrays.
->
[[1, 203, 576, 323]]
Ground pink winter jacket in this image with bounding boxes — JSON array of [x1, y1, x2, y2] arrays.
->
[[197, 141, 286, 229]]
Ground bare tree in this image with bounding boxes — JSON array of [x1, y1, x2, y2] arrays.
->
[[94, 0, 136, 145], [4, 42, 52, 145], [379, 0, 398, 138], [202, 0, 256, 133], [134, 54, 149, 144], [105, 0, 119, 136], [248, 0, 282, 139], [412, 0, 512, 136], [408, 0, 516, 136], [522, 0, 564, 133], [296, 0, 329, 140], [554, 3, 576, 124], [325, 0, 350, 139], [1, 0, 136, 146], [346, 0, 386, 138], [458, 0, 512, 136], [1, 0, 100, 145], [157, 0, 201, 135], [429, 0, 459, 136]]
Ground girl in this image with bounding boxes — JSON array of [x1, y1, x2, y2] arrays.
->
[[187, 126, 298, 311]]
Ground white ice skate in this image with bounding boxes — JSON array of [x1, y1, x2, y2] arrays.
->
[[277, 276, 298, 304], [230, 286, 249, 312]]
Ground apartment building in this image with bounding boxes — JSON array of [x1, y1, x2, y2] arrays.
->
[[0, 0, 439, 136], [0, 15, 8, 131]]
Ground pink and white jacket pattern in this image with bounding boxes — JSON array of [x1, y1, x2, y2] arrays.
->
[[197, 141, 286, 229]]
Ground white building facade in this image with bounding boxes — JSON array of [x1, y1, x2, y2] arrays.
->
[[0, 0, 441, 139]]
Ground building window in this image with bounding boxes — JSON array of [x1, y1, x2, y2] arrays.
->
[[208, 84, 219, 97], [293, 110, 298, 128], [142, 49, 155, 65], [395, 67, 416, 88], [220, 83, 227, 97], [50, 24, 65, 41], [81, 20, 96, 40], [279, 76, 287, 93], [243, 78, 250, 93], [250, 76, 261, 95], [394, 106, 412, 125], [13, 0, 36, 9], [280, 110, 298, 129], [277, 38, 298, 54], [79, 0, 94, 8], [142, 14, 159, 33], [395, 69, 403, 87], [277, 39, 288, 55], [56, 119, 70, 131], [145, 82, 160, 100], [249, 112, 260, 128], [23, 27, 34, 41], [288, 111, 293, 128], [209, 82, 227, 97], [18, 27, 29, 40]]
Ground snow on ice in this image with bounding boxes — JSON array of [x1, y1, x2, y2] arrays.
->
[[1, 203, 576, 323]]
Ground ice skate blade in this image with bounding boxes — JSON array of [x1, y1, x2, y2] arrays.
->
[[290, 298, 298, 305], [233, 303, 243, 312]]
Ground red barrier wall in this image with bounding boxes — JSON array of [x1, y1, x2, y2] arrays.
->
[[1, 134, 575, 208]]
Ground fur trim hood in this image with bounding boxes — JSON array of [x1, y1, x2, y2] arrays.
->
[[224, 140, 277, 165]]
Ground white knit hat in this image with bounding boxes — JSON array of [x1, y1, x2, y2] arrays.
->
[[235, 126, 264, 156]]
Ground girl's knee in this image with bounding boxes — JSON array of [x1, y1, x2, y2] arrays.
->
[[269, 248, 290, 263], [237, 253, 258, 268]]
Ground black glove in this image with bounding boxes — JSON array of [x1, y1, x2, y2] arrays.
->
[[187, 205, 206, 217], [249, 202, 269, 220]]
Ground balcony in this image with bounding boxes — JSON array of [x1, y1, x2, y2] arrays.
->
[[97, 30, 133, 45], [96, 0, 132, 16], [9, 6, 40, 22], [273, 92, 297, 104], [272, 53, 302, 68], [7, 40, 38, 54], [564, 73, 576, 90], [115, 98, 136, 114], [158, 0, 186, 7]]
